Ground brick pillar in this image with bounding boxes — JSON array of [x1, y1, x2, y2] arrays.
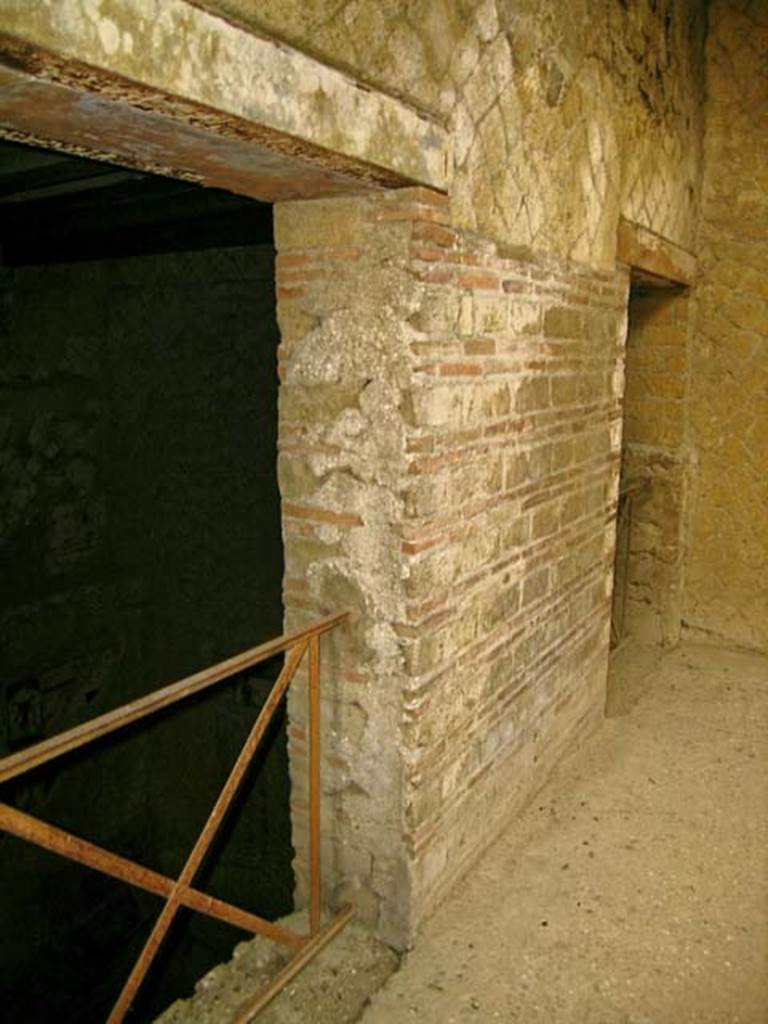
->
[[274, 190, 435, 948], [275, 188, 628, 947]]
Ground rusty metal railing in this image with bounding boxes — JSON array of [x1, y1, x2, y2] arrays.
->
[[0, 610, 352, 1023], [610, 478, 650, 648]]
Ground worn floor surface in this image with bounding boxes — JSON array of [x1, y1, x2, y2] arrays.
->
[[360, 641, 768, 1024], [159, 642, 767, 1024]]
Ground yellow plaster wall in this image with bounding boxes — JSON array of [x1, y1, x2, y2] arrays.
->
[[684, 0, 768, 651]]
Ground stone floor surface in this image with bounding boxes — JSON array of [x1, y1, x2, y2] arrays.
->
[[155, 912, 398, 1024], [159, 641, 768, 1023], [360, 641, 768, 1024]]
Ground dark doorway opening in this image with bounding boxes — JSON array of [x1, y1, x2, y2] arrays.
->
[[611, 276, 689, 651], [0, 139, 292, 1022]]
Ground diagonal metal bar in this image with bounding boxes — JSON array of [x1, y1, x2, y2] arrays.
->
[[0, 613, 351, 1019], [107, 638, 309, 1024], [308, 633, 322, 935], [0, 801, 305, 949]]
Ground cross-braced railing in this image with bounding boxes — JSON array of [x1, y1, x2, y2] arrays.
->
[[0, 611, 352, 1023]]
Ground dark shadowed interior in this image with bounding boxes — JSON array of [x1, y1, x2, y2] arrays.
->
[[0, 139, 292, 1023]]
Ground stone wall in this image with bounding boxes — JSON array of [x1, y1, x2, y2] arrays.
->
[[0, 0, 720, 965], [683, 0, 768, 652], [251, 0, 710, 950], [276, 188, 628, 945], [0, 244, 291, 1019], [198, 0, 707, 265], [275, 194, 417, 947]]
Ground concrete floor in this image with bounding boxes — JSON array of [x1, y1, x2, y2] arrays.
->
[[360, 641, 768, 1024]]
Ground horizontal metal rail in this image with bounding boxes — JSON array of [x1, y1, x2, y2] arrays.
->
[[0, 801, 305, 949], [0, 610, 347, 784], [0, 610, 352, 1022]]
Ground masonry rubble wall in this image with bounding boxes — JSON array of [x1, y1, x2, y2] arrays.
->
[[256, 0, 709, 946], [275, 188, 630, 944], [0, 0, 718, 952]]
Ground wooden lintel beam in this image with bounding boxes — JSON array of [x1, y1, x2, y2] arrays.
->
[[617, 218, 696, 287]]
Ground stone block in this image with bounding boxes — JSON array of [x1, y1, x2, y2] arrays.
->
[[403, 386, 464, 429], [543, 306, 584, 339], [478, 581, 520, 634], [275, 198, 367, 251], [532, 502, 560, 540], [509, 301, 542, 335], [479, 383, 512, 419], [473, 293, 509, 334], [515, 377, 550, 413], [409, 288, 461, 334], [281, 382, 361, 424], [551, 375, 578, 406], [528, 444, 553, 481], [522, 567, 549, 607], [501, 513, 530, 550]]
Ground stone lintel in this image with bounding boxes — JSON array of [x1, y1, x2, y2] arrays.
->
[[0, 0, 449, 200], [617, 218, 696, 287], [0, 63, 394, 201]]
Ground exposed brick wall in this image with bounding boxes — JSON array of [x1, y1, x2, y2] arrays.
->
[[275, 193, 417, 946], [398, 197, 629, 921], [275, 188, 629, 946]]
